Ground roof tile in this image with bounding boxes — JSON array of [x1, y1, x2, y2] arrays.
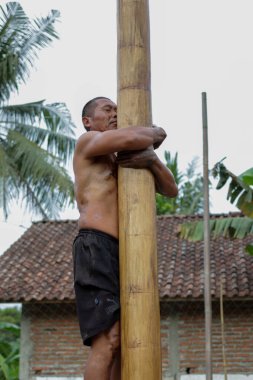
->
[[0, 214, 253, 302]]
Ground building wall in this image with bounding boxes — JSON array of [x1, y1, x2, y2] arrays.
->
[[20, 301, 253, 380], [20, 303, 88, 380], [161, 301, 253, 379]]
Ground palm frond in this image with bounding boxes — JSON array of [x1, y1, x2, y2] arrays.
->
[[0, 3, 60, 102], [0, 138, 20, 218], [0, 3, 29, 102], [42, 103, 76, 136], [0, 138, 8, 176], [156, 151, 204, 215], [179, 216, 253, 242], [2, 130, 74, 219], [0, 3, 28, 38], [16, 7, 60, 75], [187, 191, 204, 215], [164, 151, 184, 185], [1, 101, 76, 162], [22, 9, 59, 55], [0, 52, 19, 102], [0, 100, 45, 124], [185, 156, 199, 179], [0, 3, 75, 219]]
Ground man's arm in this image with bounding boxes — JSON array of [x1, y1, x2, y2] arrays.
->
[[75, 126, 166, 158], [117, 148, 178, 198]]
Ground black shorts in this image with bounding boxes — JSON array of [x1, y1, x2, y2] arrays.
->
[[72, 229, 120, 346]]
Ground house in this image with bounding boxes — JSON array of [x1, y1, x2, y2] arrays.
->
[[0, 213, 253, 380]]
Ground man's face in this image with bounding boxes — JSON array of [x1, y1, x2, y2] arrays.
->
[[83, 98, 117, 132]]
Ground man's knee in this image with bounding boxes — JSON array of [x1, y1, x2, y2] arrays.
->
[[92, 322, 120, 360], [107, 327, 120, 356]]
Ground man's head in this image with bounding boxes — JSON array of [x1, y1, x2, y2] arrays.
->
[[82, 97, 117, 132]]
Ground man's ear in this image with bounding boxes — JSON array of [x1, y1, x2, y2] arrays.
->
[[82, 116, 91, 130]]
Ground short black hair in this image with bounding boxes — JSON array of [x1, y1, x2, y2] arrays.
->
[[81, 96, 111, 119]]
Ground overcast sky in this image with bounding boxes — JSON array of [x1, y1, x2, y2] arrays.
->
[[1, 0, 253, 253]]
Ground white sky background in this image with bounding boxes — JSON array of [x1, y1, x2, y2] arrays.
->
[[1, 0, 253, 253]]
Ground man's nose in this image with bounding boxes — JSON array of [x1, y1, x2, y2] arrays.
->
[[111, 109, 117, 117]]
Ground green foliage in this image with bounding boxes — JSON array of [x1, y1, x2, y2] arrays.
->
[[0, 312, 20, 380], [213, 160, 253, 218], [246, 244, 253, 255], [0, 2, 76, 220], [179, 160, 253, 253], [0, 308, 20, 325], [156, 152, 204, 215], [179, 217, 253, 241], [0, 2, 59, 103]]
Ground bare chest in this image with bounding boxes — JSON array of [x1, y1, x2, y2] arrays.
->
[[95, 155, 117, 181]]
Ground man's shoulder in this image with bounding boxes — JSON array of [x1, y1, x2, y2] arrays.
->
[[77, 130, 100, 143], [75, 131, 101, 150]]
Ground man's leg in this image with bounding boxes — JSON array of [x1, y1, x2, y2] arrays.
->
[[84, 321, 120, 380], [110, 349, 121, 380]]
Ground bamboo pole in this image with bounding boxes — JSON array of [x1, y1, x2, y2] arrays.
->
[[220, 282, 228, 380], [202, 92, 213, 380], [117, 1, 161, 379]]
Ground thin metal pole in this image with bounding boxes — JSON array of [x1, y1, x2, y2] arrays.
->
[[202, 92, 212, 380], [220, 282, 228, 380]]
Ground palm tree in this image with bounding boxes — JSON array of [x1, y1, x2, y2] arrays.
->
[[0, 2, 76, 220], [156, 151, 204, 215]]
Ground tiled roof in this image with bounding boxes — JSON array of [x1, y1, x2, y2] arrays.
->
[[0, 213, 253, 302], [157, 213, 253, 299]]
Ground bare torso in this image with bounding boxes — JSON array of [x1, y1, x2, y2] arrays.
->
[[73, 106, 177, 240], [74, 151, 119, 238]]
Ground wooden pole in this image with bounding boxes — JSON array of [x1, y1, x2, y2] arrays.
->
[[202, 92, 213, 380], [117, 1, 161, 379]]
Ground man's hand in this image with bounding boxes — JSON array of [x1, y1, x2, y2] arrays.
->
[[116, 147, 158, 169]]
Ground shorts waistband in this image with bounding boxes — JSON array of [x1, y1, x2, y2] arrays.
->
[[78, 228, 119, 244]]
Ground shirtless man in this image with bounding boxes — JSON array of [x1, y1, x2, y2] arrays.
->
[[72, 97, 178, 380]]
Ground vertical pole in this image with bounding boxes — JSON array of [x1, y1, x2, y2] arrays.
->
[[202, 92, 213, 380], [117, 1, 161, 379], [220, 282, 228, 380]]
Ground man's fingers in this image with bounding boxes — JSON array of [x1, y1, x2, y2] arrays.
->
[[117, 160, 133, 166], [118, 150, 143, 158], [117, 151, 131, 156], [118, 163, 131, 168], [117, 161, 133, 168]]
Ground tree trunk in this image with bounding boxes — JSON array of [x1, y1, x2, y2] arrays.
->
[[117, 1, 161, 379]]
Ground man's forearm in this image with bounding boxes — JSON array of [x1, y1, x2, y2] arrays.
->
[[127, 126, 166, 151], [80, 126, 167, 158], [117, 148, 178, 198], [149, 157, 178, 198]]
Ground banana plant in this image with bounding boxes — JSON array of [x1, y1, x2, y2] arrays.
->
[[0, 322, 20, 380], [179, 160, 253, 255]]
